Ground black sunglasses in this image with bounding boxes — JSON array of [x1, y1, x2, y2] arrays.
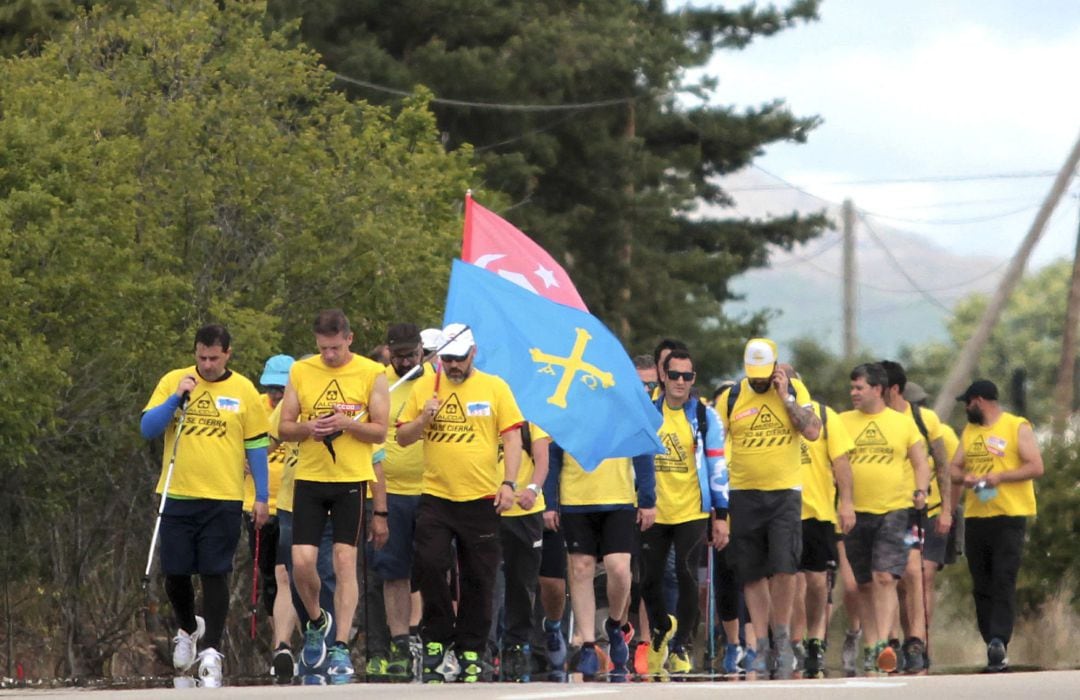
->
[[667, 371, 696, 382], [439, 353, 470, 363], [642, 380, 659, 392]]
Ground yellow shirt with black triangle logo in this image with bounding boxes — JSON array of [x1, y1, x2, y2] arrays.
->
[[289, 354, 384, 483], [383, 363, 435, 496], [399, 368, 524, 501], [560, 455, 637, 507], [838, 407, 924, 514], [144, 367, 268, 501], [961, 412, 1036, 517], [800, 402, 855, 523], [266, 400, 299, 513], [655, 402, 708, 525], [242, 393, 287, 514], [501, 423, 549, 517], [718, 377, 813, 490], [903, 403, 945, 512]]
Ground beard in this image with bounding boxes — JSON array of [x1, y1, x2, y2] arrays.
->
[[966, 405, 985, 424]]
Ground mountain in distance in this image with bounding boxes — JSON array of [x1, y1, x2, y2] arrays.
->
[[708, 167, 1006, 359]]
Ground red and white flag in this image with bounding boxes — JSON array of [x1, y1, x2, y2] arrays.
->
[[462, 192, 588, 311]]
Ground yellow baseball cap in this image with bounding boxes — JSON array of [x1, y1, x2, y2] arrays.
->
[[744, 338, 778, 379]]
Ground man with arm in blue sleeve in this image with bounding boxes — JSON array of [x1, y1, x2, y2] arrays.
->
[[141, 324, 270, 687]]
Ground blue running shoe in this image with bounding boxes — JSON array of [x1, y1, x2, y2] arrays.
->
[[302, 609, 333, 669], [576, 645, 599, 676], [605, 618, 629, 671], [544, 618, 567, 669], [723, 643, 743, 674], [327, 642, 354, 676]]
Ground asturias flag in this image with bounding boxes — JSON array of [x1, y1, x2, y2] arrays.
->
[[444, 259, 663, 470], [462, 193, 588, 311]]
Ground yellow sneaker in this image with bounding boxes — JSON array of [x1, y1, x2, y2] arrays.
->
[[646, 615, 678, 673], [668, 647, 692, 673]]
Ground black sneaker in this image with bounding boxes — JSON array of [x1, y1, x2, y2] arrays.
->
[[386, 636, 413, 678], [902, 637, 926, 673], [804, 638, 824, 676], [458, 649, 491, 683], [987, 638, 1008, 672], [271, 644, 295, 682], [500, 644, 531, 682]]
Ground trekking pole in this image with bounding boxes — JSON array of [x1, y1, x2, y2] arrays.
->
[[824, 558, 837, 652], [142, 396, 191, 589], [706, 541, 716, 670], [917, 509, 931, 659], [250, 526, 261, 639], [359, 482, 369, 649], [323, 326, 469, 459]]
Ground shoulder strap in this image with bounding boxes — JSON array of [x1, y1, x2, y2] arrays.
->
[[726, 382, 741, 423], [520, 422, 533, 458], [911, 404, 930, 443], [818, 401, 828, 441], [696, 399, 708, 446]]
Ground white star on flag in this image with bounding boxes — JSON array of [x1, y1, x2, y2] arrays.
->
[[534, 264, 558, 288]]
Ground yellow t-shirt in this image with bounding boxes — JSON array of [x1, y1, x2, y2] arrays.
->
[[290, 354, 384, 483], [399, 368, 525, 502], [383, 363, 432, 496], [655, 402, 708, 525], [144, 367, 268, 501], [559, 454, 637, 507], [800, 403, 855, 524], [904, 403, 946, 510], [839, 407, 924, 514], [502, 423, 549, 517], [719, 377, 813, 490], [267, 401, 299, 513], [961, 413, 1037, 517], [243, 394, 286, 514]]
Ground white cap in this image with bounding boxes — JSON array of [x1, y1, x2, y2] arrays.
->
[[437, 323, 475, 356], [420, 328, 441, 353], [743, 338, 778, 379]]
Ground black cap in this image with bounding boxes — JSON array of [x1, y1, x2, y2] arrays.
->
[[956, 379, 998, 403], [386, 323, 421, 351]]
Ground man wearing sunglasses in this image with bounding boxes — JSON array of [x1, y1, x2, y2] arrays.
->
[[397, 323, 525, 682], [715, 338, 821, 677], [643, 349, 728, 674]]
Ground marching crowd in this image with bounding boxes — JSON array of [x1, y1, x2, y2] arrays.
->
[[140, 311, 1044, 686]]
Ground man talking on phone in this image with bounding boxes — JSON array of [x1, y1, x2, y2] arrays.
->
[[715, 338, 821, 677]]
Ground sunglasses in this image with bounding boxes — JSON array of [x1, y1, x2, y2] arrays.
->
[[642, 380, 659, 392], [439, 353, 470, 364], [667, 371, 696, 382]]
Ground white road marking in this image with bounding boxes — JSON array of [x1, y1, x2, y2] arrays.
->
[[664, 679, 908, 690], [498, 690, 621, 700]]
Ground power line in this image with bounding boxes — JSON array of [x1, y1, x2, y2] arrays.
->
[[859, 202, 1042, 226], [858, 214, 952, 313], [729, 168, 1059, 192], [331, 72, 634, 112]]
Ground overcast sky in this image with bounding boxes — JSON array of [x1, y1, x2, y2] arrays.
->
[[692, 0, 1080, 265]]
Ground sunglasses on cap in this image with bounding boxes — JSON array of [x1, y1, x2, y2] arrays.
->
[[667, 371, 696, 382], [439, 353, 470, 363]]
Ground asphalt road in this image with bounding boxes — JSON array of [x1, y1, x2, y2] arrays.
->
[[3, 670, 1079, 699]]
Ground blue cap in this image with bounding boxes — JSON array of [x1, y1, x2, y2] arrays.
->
[[260, 354, 294, 387]]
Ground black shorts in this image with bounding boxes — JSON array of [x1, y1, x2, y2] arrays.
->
[[729, 489, 802, 583], [799, 518, 838, 573], [561, 509, 638, 558], [540, 527, 567, 579], [844, 509, 909, 584], [160, 498, 242, 576], [292, 479, 364, 547]]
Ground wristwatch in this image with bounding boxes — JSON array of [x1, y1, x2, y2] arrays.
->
[[525, 483, 541, 495], [784, 394, 796, 405], [912, 489, 926, 499], [501, 480, 517, 490]]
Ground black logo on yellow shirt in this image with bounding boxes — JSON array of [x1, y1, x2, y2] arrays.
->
[[967, 436, 989, 457], [737, 405, 793, 448], [851, 421, 892, 464], [749, 405, 782, 431], [314, 380, 346, 411], [185, 391, 220, 418], [426, 393, 476, 443], [655, 432, 689, 473]]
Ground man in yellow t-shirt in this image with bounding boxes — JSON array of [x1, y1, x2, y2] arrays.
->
[[279, 309, 390, 677], [838, 363, 930, 674], [643, 349, 729, 674], [950, 379, 1043, 673], [716, 338, 822, 675], [140, 324, 269, 686], [493, 422, 552, 680], [372, 323, 431, 676], [787, 363, 854, 676], [397, 323, 524, 683]]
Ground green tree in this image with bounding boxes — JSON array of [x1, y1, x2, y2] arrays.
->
[[266, 0, 827, 380], [0, 0, 472, 676]]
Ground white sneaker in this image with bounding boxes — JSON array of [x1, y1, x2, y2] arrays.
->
[[436, 647, 460, 682], [172, 616, 206, 671], [197, 647, 224, 688]]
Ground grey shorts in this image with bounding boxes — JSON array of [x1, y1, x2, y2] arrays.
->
[[911, 511, 948, 567], [729, 489, 802, 583], [844, 509, 909, 584]]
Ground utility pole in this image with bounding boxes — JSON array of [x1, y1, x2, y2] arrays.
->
[[842, 199, 857, 359], [933, 131, 1080, 421], [1052, 195, 1080, 434]]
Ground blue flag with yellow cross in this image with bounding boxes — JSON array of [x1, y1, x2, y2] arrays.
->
[[443, 259, 663, 470]]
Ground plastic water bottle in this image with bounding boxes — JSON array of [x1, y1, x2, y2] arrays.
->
[[974, 479, 998, 502]]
